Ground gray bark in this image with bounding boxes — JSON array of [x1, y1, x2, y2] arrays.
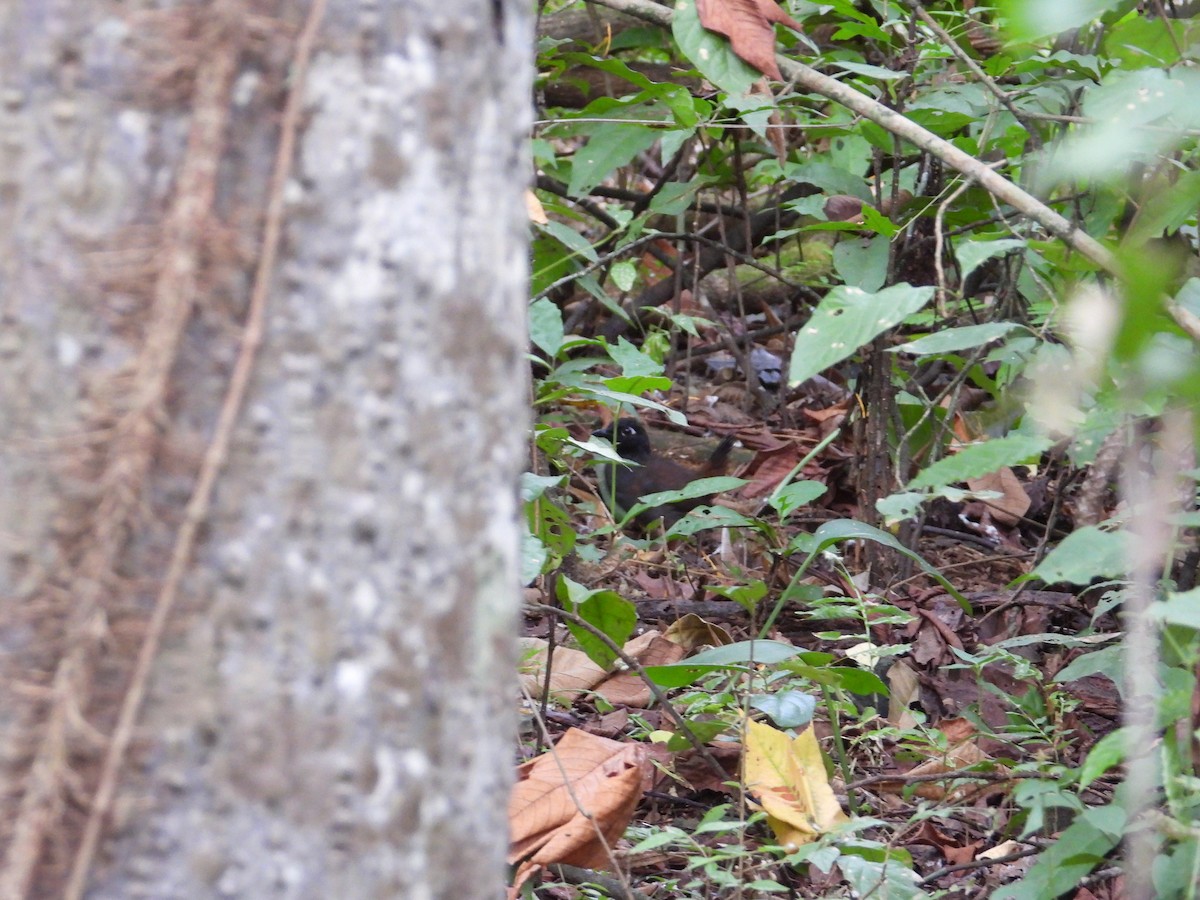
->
[[0, 1, 531, 897]]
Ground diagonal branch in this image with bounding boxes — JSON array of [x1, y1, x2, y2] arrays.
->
[[585, 0, 1120, 277]]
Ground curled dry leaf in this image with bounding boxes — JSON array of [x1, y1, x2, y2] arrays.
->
[[508, 728, 652, 897], [696, 0, 803, 81]]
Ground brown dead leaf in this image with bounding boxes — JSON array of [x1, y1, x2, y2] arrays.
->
[[885, 658, 920, 729], [734, 442, 803, 499], [824, 194, 865, 223], [967, 466, 1031, 527], [519, 637, 607, 701], [696, 0, 803, 81], [508, 729, 651, 896], [525, 189, 548, 224], [597, 635, 686, 707], [662, 613, 733, 652]]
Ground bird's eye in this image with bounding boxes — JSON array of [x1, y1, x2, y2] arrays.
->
[[621, 426, 636, 437]]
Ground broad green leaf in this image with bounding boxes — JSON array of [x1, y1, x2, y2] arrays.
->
[[828, 60, 907, 80], [606, 336, 663, 376], [602, 375, 673, 395], [567, 125, 661, 197], [558, 576, 636, 669], [1053, 644, 1123, 685], [521, 528, 547, 585], [665, 505, 758, 536], [540, 219, 599, 263], [1079, 727, 1127, 789], [1122, 169, 1200, 248], [649, 177, 719, 216], [1028, 525, 1126, 584], [1148, 586, 1200, 629], [789, 283, 935, 386], [876, 491, 925, 525], [688, 640, 803, 665], [644, 639, 801, 688], [636, 476, 748, 507], [997, 0, 1134, 41], [521, 472, 565, 502], [833, 235, 889, 292], [750, 691, 817, 728], [801, 520, 971, 611], [891, 323, 1021, 356], [838, 854, 925, 900], [768, 481, 827, 518], [1042, 68, 1200, 184], [610, 259, 638, 292], [955, 239, 1026, 281], [529, 297, 565, 357], [671, 0, 758, 97], [906, 433, 1052, 490], [991, 804, 1124, 900]]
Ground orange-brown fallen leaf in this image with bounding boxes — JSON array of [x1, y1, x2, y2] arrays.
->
[[662, 613, 733, 652], [696, 0, 803, 81], [596, 634, 686, 707], [743, 718, 848, 848], [967, 466, 1031, 527], [508, 728, 652, 897]]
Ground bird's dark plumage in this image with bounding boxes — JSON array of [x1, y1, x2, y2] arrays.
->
[[593, 418, 734, 528]]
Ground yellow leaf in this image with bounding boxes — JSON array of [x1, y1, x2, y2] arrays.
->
[[743, 718, 848, 848]]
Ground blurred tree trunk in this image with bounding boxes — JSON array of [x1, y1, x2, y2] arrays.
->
[[0, 0, 531, 897]]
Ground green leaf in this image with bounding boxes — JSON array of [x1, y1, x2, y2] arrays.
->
[[1042, 68, 1200, 184], [1079, 727, 1127, 789], [1148, 586, 1200, 629], [768, 481, 827, 518], [602, 375, 673, 395], [635, 476, 748, 507], [521, 472, 565, 502], [521, 528, 548, 585], [789, 283, 935, 386], [906, 433, 1052, 490], [610, 259, 638, 292], [558, 576, 636, 669], [529, 297, 566, 357], [665, 505, 758, 536], [891, 323, 1022, 356], [1123, 169, 1200, 248], [607, 336, 664, 377], [955, 239, 1026, 281], [802, 520, 971, 611], [991, 804, 1125, 900], [876, 491, 925, 526], [833, 235, 889, 292], [997, 0, 1134, 41], [644, 638, 802, 688], [567, 125, 661, 197], [1053, 644, 1123, 685], [750, 691, 817, 728], [671, 0, 758, 97], [540, 219, 599, 263], [1029, 525, 1126, 584]]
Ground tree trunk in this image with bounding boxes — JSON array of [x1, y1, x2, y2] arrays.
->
[[0, 1, 531, 897]]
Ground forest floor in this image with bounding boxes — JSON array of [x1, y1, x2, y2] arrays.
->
[[516, 360, 1125, 898]]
